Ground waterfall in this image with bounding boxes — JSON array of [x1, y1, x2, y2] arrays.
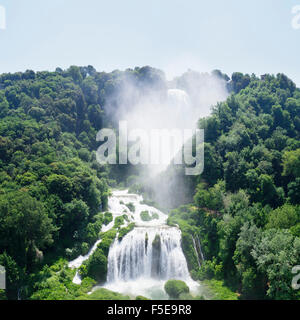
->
[[107, 226, 191, 282], [192, 235, 205, 267], [69, 189, 200, 298], [103, 190, 200, 298], [196, 234, 205, 262], [192, 237, 201, 267]]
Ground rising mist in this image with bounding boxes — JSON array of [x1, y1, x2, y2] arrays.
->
[[103, 67, 230, 208]]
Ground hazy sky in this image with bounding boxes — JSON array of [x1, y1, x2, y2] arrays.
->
[[0, 0, 300, 85]]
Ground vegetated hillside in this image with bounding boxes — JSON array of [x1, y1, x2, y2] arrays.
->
[[0, 66, 299, 300], [166, 73, 300, 300], [0, 65, 166, 300]]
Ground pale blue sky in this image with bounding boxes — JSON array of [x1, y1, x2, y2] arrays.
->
[[0, 0, 300, 85]]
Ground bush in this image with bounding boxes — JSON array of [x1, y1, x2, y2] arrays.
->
[[140, 211, 152, 221], [84, 220, 102, 244], [114, 216, 125, 229], [164, 280, 190, 299], [118, 223, 135, 241], [135, 295, 149, 300], [152, 212, 159, 220], [181, 232, 199, 274], [266, 204, 299, 230], [290, 223, 300, 237], [77, 288, 130, 300], [81, 242, 89, 255], [126, 203, 135, 212], [79, 248, 107, 283], [178, 292, 194, 300], [202, 279, 238, 300], [140, 211, 159, 222], [197, 259, 223, 281], [103, 212, 113, 225], [99, 229, 117, 256]]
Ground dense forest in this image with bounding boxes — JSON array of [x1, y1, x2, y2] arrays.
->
[[0, 65, 174, 300], [0, 66, 299, 300]]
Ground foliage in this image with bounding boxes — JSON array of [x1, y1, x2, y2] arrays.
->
[[77, 288, 130, 300], [118, 223, 135, 241], [103, 212, 113, 225], [135, 295, 150, 300], [0, 192, 55, 271], [114, 215, 125, 229], [1, 67, 300, 300], [159, 72, 300, 300], [79, 247, 107, 283], [197, 259, 223, 281], [79, 228, 117, 283], [99, 229, 117, 256], [126, 202, 135, 213], [29, 259, 96, 300], [251, 229, 300, 300], [266, 204, 300, 230], [164, 280, 190, 299], [140, 211, 151, 221], [282, 149, 300, 178], [140, 210, 159, 222], [202, 279, 238, 300]]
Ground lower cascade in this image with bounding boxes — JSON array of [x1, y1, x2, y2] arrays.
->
[[107, 226, 190, 282], [70, 190, 200, 299]]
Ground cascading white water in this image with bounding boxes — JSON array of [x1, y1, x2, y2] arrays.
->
[[100, 190, 200, 299], [69, 191, 201, 298], [69, 189, 200, 298], [107, 226, 190, 282], [67, 82, 227, 298], [192, 237, 201, 268], [195, 234, 205, 262]]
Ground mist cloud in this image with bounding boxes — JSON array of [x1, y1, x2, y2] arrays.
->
[[103, 67, 229, 207]]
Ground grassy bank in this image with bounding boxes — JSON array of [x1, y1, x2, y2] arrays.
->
[[201, 279, 238, 300]]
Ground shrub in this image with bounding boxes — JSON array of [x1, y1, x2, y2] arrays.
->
[[181, 232, 199, 274], [77, 288, 130, 300], [84, 220, 102, 244], [152, 234, 161, 249], [118, 223, 135, 241], [266, 204, 299, 230], [136, 295, 149, 300], [179, 292, 194, 300], [99, 229, 117, 256], [103, 212, 113, 225], [152, 212, 159, 220], [79, 248, 107, 283], [114, 216, 124, 229], [197, 259, 223, 281], [140, 211, 159, 222], [140, 211, 152, 221], [126, 203, 135, 212], [164, 280, 190, 299], [81, 242, 89, 255], [202, 279, 238, 300]]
